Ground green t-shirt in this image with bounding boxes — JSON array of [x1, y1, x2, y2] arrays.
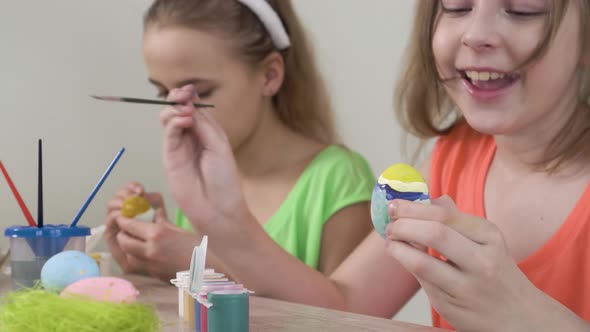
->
[[175, 145, 375, 269]]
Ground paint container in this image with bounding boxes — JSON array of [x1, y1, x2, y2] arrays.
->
[[170, 237, 250, 332], [200, 295, 208, 332], [176, 271, 190, 319], [185, 292, 195, 324], [207, 290, 249, 332], [194, 297, 203, 331], [183, 276, 194, 324], [193, 277, 235, 331], [194, 282, 242, 332]]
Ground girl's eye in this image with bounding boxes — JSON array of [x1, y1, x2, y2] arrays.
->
[[505, 10, 547, 17], [441, 6, 472, 15], [197, 90, 213, 99]]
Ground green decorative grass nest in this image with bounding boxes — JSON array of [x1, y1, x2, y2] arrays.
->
[[0, 288, 160, 332]]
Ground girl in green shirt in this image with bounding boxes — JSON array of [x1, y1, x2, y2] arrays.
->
[[104, 0, 374, 282]]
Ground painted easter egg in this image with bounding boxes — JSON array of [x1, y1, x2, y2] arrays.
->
[[121, 195, 154, 222], [41, 250, 100, 292], [370, 163, 430, 238], [61, 276, 139, 303]]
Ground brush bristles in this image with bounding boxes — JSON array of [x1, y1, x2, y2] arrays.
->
[[91, 96, 121, 102]]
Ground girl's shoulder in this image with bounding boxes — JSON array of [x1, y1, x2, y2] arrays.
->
[[429, 120, 495, 199], [303, 144, 374, 182], [433, 120, 494, 162]]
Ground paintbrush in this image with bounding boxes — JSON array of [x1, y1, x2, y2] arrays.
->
[[0, 161, 36, 227], [91, 95, 214, 108], [37, 139, 43, 228], [70, 147, 125, 227]]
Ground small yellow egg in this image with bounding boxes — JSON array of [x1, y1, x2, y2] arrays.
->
[[121, 196, 152, 218]]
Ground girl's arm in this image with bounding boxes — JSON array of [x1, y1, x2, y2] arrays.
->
[[221, 218, 420, 317], [317, 202, 373, 275], [159, 84, 420, 316]]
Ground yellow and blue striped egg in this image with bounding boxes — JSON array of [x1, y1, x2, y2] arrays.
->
[[370, 163, 430, 238]]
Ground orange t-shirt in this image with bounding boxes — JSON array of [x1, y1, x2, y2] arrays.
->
[[428, 121, 590, 330]]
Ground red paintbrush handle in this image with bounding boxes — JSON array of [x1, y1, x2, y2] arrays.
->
[[0, 161, 37, 227]]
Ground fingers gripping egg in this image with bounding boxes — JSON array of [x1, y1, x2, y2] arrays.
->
[[370, 163, 430, 238], [121, 195, 155, 222]]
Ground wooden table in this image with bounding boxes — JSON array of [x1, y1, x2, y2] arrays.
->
[[0, 273, 444, 331]]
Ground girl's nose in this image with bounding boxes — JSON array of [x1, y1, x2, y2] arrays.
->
[[461, 10, 501, 52]]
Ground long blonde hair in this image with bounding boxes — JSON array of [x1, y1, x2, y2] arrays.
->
[[396, 1, 590, 171], [144, 0, 337, 144]]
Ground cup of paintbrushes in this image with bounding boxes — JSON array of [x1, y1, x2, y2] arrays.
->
[[4, 225, 90, 289]]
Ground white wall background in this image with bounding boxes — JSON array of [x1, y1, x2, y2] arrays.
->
[[0, 1, 429, 326]]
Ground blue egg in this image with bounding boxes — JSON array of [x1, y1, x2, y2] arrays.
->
[[41, 250, 100, 292]]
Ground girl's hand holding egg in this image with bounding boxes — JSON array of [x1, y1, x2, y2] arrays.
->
[[104, 182, 161, 276], [101, 182, 195, 281], [377, 166, 537, 331]]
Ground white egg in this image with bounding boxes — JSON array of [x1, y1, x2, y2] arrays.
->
[[135, 208, 155, 222]]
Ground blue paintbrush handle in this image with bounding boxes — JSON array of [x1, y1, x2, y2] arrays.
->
[[70, 147, 125, 227]]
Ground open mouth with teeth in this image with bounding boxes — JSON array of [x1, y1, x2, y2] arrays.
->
[[460, 70, 520, 91]]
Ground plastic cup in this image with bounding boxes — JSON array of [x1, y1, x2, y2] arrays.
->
[[4, 225, 90, 289]]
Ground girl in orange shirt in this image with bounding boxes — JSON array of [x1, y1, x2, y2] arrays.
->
[[387, 0, 590, 330]]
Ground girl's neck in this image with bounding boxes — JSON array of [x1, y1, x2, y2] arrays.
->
[[493, 100, 588, 177], [233, 102, 323, 178]]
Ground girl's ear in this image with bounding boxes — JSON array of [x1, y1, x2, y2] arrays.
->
[[260, 52, 285, 97]]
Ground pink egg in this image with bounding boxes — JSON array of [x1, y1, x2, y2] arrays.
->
[[60, 277, 139, 303]]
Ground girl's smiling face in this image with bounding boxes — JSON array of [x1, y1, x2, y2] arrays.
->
[[433, 0, 585, 136]]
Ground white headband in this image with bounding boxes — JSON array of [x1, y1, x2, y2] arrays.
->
[[236, 0, 291, 50]]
